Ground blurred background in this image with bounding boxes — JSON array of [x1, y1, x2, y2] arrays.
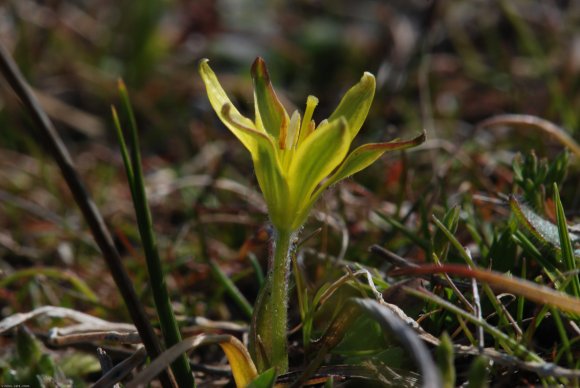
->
[[1, 0, 580, 378]]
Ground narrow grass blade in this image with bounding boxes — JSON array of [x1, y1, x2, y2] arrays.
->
[[116, 80, 194, 386], [476, 116, 580, 155], [436, 332, 456, 388], [432, 215, 517, 334], [393, 264, 580, 315], [209, 259, 253, 319], [433, 206, 460, 261], [376, 213, 430, 251], [111, 106, 134, 192], [0, 267, 98, 303], [0, 43, 171, 387], [553, 184, 580, 297]]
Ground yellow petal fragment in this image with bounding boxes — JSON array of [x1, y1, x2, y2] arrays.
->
[[218, 336, 259, 387]]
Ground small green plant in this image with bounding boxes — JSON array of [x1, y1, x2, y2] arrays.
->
[[199, 57, 425, 372], [512, 150, 568, 211]]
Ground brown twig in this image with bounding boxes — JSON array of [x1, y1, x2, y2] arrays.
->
[[0, 43, 176, 388]]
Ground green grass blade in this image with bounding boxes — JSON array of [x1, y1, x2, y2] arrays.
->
[[553, 184, 580, 297], [248, 252, 265, 287], [116, 80, 194, 387], [376, 212, 430, 251], [550, 307, 573, 366], [0, 267, 98, 303], [209, 259, 253, 319], [111, 105, 135, 192]]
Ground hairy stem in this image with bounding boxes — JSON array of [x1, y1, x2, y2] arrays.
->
[[270, 228, 293, 372], [251, 227, 294, 373]]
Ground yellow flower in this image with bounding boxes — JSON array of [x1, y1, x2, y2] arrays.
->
[[199, 57, 424, 232]]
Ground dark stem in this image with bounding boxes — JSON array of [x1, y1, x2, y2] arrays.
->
[[0, 43, 176, 388]]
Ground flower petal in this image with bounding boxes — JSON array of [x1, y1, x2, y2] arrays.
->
[[253, 137, 289, 229], [199, 59, 260, 152], [288, 118, 350, 227], [221, 102, 289, 227], [327, 72, 376, 141], [251, 57, 290, 147], [312, 130, 426, 201]]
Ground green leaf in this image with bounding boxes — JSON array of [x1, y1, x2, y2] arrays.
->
[[59, 353, 101, 376], [553, 184, 580, 297], [436, 332, 455, 388], [251, 57, 289, 145], [288, 118, 350, 228], [209, 259, 253, 318], [487, 228, 518, 273], [313, 130, 425, 201], [433, 206, 460, 262], [333, 314, 387, 355], [199, 59, 260, 153], [327, 72, 376, 141], [467, 356, 489, 388], [510, 195, 579, 253], [247, 367, 277, 388], [16, 326, 41, 365]]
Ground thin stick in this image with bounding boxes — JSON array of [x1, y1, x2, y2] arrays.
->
[[0, 43, 175, 388]]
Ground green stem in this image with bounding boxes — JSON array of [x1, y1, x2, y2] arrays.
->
[[251, 227, 294, 373], [269, 228, 293, 372]]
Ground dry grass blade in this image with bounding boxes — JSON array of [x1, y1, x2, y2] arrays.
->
[[277, 364, 419, 386], [476, 114, 580, 159], [351, 299, 442, 388], [292, 298, 440, 388], [48, 330, 141, 346], [455, 345, 580, 379], [0, 306, 112, 334], [93, 347, 148, 388], [35, 88, 105, 137], [48, 322, 136, 336], [392, 264, 580, 315]]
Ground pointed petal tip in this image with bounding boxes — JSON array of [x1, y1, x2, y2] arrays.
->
[[362, 71, 376, 84], [199, 58, 209, 68], [251, 57, 269, 79], [198, 58, 212, 77]]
